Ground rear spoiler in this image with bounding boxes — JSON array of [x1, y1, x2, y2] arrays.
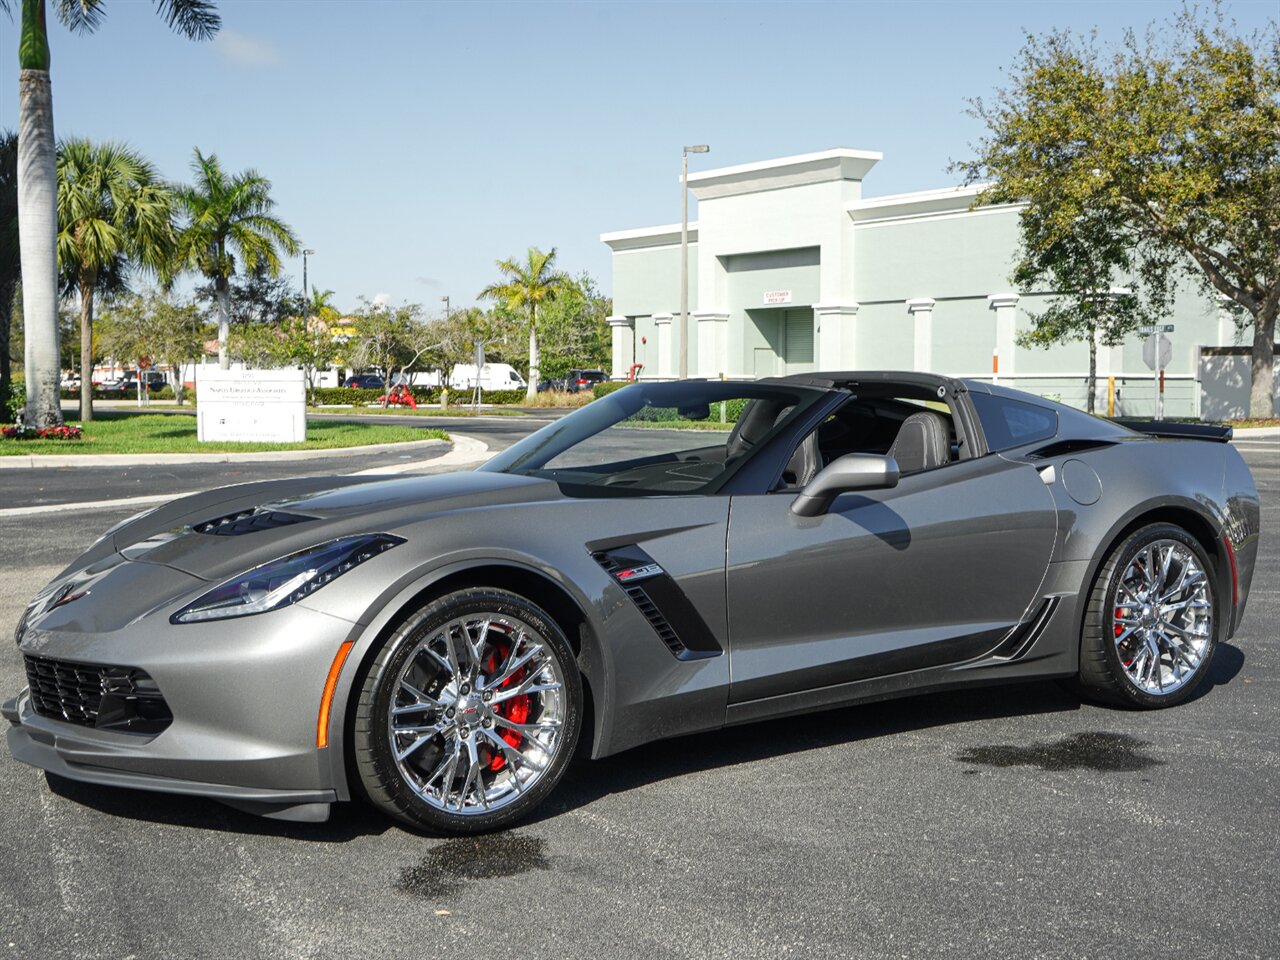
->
[[1111, 419, 1233, 443]]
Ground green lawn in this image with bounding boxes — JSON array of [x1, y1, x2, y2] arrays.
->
[[0, 412, 448, 455]]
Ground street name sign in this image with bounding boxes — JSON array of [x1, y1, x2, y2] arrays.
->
[[197, 368, 306, 443]]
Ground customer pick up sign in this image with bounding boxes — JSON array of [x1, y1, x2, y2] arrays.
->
[[196, 368, 307, 443]]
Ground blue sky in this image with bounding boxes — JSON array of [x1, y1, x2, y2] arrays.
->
[[2, 0, 1276, 313]]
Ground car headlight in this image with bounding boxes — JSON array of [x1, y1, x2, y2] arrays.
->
[[171, 535, 405, 624]]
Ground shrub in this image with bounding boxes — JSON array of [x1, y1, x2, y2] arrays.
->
[[592, 380, 631, 399], [524, 389, 594, 408], [2, 424, 84, 441]]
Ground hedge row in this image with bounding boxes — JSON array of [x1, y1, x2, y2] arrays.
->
[[591, 381, 630, 399], [309, 386, 527, 406], [61, 387, 181, 401]]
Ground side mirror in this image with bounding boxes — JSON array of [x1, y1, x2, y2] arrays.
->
[[791, 453, 900, 517]]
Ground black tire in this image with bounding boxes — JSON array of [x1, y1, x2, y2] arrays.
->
[[1078, 523, 1218, 708], [353, 588, 582, 833]]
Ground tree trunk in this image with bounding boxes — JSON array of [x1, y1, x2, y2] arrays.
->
[[0, 279, 12, 423], [526, 304, 538, 403], [217, 275, 231, 370], [1086, 327, 1098, 415], [1248, 300, 1277, 419], [78, 273, 95, 422], [17, 67, 61, 428]]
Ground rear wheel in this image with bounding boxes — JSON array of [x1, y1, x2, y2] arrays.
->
[[1078, 523, 1218, 708], [354, 588, 581, 833]]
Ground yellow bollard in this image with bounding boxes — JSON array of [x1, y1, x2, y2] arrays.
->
[[1107, 377, 1115, 417]]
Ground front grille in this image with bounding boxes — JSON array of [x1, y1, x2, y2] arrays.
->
[[192, 508, 315, 536], [24, 655, 172, 734]]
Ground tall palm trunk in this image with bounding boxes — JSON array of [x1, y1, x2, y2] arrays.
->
[[526, 303, 538, 403], [17, 64, 61, 427], [216, 274, 230, 369], [78, 272, 95, 421], [1249, 301, 1276, 418], [0, 280, 12, 422]]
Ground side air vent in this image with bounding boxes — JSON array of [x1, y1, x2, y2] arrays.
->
[[192, 508, 316, 536], [1027, 439, 1116, 460], [592, 546, 722, 660]]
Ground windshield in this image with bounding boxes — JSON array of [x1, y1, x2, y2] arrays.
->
[[481, 381, 826, 496]]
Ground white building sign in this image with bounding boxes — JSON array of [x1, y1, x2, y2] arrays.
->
[[197, 368, 307, 443], [763, 290, 793, 305]]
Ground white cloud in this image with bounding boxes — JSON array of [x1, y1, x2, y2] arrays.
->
[[214, 30, 283, 67], [372, 293, 391, 307]]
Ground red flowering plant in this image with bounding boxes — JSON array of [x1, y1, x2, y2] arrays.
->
[[1, 424, 84, 441]]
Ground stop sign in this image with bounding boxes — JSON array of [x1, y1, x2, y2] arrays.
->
[[1142, 333, 1172, 371]]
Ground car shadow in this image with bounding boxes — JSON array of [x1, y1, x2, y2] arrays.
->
[[44, 774, 393, 843], [46, 644, 1245, 838], [534, 677, 1087, 825]]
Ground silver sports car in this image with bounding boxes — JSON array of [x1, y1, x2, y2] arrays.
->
[[4, 373, 1260, 833]]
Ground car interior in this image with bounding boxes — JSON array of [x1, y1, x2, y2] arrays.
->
[[777, 384, 966, 489]]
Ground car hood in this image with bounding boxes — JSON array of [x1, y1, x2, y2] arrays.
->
[[103, 470, 563, 583]]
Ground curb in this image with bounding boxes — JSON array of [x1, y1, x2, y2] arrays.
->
[[1231, 426, 1279, 438], [0, 437, 449, 469], [0, 435, 492, 518]]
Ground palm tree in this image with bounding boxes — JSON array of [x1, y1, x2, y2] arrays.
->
[[478, 246, 574, 401], [57, 139, 175, 420], [174, 149, 300, 369], [1, 0, 219, 427], [0, 131, 18, 423]]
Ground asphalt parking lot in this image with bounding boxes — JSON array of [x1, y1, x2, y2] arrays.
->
[[0, 428, 1275, 960]]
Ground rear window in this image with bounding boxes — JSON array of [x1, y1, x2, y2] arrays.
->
[[971, 393, 1058, 451]]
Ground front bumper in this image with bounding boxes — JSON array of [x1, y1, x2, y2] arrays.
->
[[4, 691, 334, 821], [6, 578, 363, 823]]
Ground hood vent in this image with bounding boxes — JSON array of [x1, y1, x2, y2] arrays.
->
[[192, 508, 316, 537]]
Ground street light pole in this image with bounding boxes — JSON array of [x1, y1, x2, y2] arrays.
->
[[680, 145, 709, 380], [302, 248, 316, 300]]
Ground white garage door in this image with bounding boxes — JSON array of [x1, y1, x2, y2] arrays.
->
[[783, 309, 815, 374]]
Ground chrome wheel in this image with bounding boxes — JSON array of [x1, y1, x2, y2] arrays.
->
[[387, 612, 566, 815], [1111, 538, 1213, 696]]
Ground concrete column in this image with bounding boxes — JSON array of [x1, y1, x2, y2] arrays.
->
[[692, 311, 730, 378], [813, 303, 860, 371], [905, 298, 935, 372], [987, 293, 1019, 382], [606, 315, 634, 379], [654, 314, 673, 379]]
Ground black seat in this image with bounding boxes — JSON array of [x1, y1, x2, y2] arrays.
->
[[888, 410, 950, 473]]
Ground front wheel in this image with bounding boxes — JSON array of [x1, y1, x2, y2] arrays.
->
[[354, 588, 582, 833], [1078, 523, 1218, 708]]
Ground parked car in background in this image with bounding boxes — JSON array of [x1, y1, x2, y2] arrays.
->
[[450, 363, 527, 392], [60, 373, 81, 390], [344, 374, 390, 390], [562, 369, 609, 393]]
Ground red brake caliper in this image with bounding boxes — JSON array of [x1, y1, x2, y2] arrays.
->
[[484, 641, 530, 772]]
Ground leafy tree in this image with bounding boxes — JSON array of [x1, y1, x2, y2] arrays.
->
[[97, 289, 204, 403], [194, 261, 300, 327], [1, 0, 219, 427], [275, 314, 340, 403], [348, 300, 436, 402], [959, 5, 1280, 417], [479, 246, 574, 401], [56, 139, 175, 420], [423, 304, 513, 384], [174, 148, 299, 370], [518, 270, 611, 382], [0, 130, 17, 422]]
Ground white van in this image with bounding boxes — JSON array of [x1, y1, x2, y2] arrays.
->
[[449, 363, 528, 392]]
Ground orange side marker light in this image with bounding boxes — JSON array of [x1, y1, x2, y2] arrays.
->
[[317, 641, 355, 749]]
